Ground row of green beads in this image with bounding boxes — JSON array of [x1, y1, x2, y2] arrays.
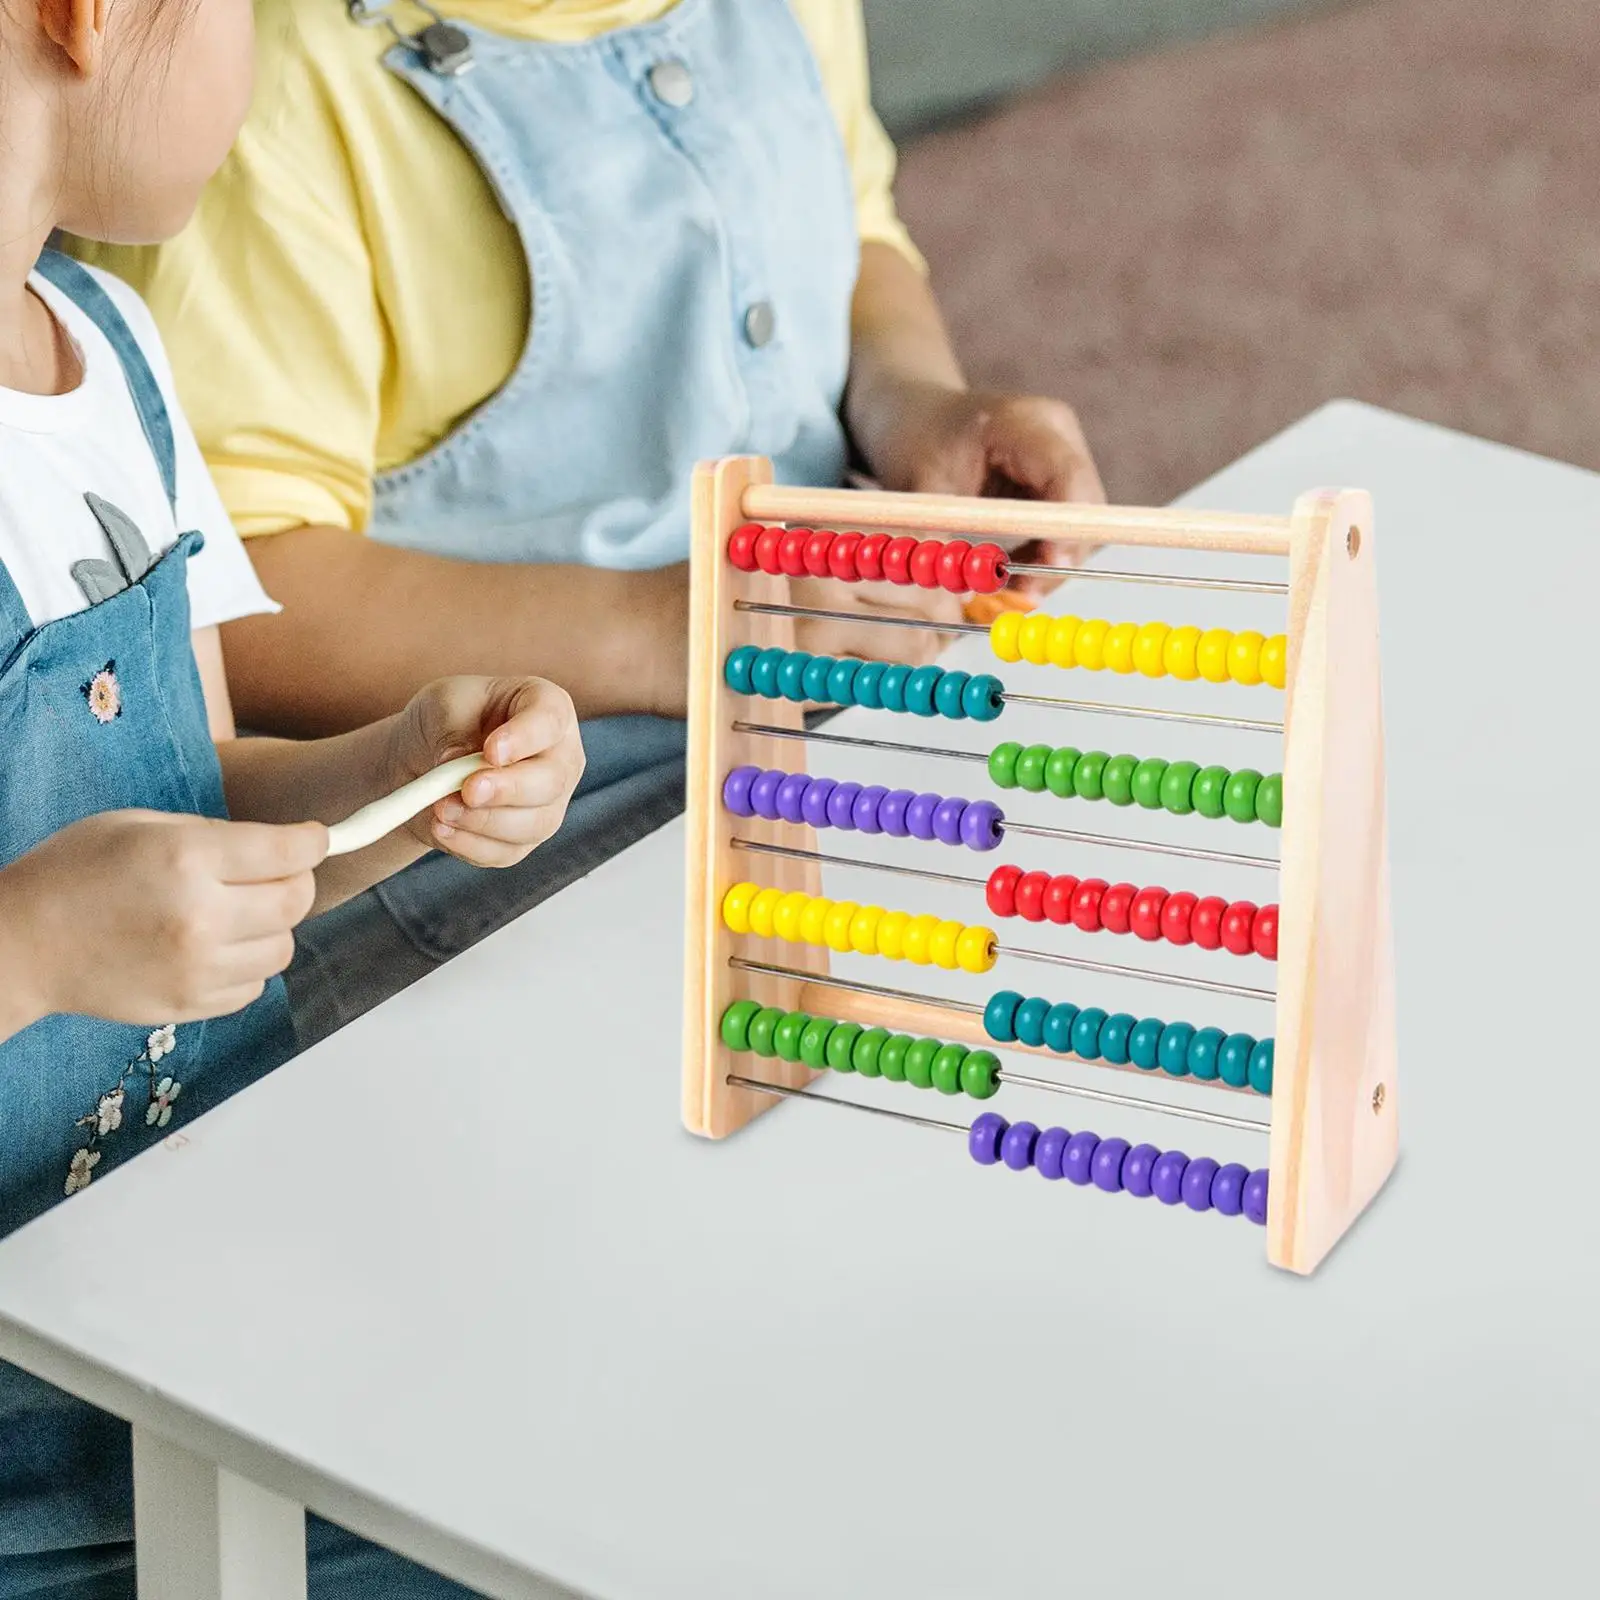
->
[[987, 742, 1282, 827], [720, 1000, 1001, 1099]]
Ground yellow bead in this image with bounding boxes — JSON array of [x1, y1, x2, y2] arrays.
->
[[772, 890, 810, 943], [721, 882, 758, 935], [1260, 633, 1288, 689], [1103, 621, 1138, 674], [748, 887, 784, 940], [1074, 618, 1109, 671], [990, 611, 1024, 664], [1229, 630, 1264, 686], [799, 895, 832, 946], [929, 920, 963, 969], [956, 925, 998, 975], [823, 901, 859, 953], [849, 905, 884, 956], [877, 909, 910, 960], [1133, 621, 1170, 678], [1046, 616, 1081, 668], [1197, 628, 1234, 684], [902, 913, 939, 965], [1017, 613, 1052, 666], [1163, 624, 1201, 680]]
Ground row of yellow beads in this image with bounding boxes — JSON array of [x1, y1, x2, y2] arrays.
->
[[722, 882, 997, 974], [990, 613, 1288, 688]]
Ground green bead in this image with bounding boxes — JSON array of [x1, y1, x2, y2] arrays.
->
[[1187, 1026, 1225, 1080], [1015, 744, 1052, 792], [960, 1050, 1000, 1099], [799, 1016, 836, 1069], [1100, 1013, 1137, 1065], [852, 1027, 889, 1078], [988, 741, 1023, 789], [1255, 773, 1284, 828], [1192, 765, 1230, 820], [930, 1043, 969, 1096], [1131, 758, 1169, 810], [1044, 746, 1081, 797], [879, 1033, 911, 1082], [1224, 769, 1262, 824], [746, 1007, 783, 1057], [1160, 760, 1200, 815], [773, 1011, 811, 1062], [1073, 751, 1109, 801], [824, 1020, 863, 1073], [1129, 1018, 1164, 1070], [1101, 754, 1138, 806], [719, 1000, 763, 1052], [1158, 1021, 1195, 1077], [1249, 1038, 1275, 1095], [903, 1037, 941, 1089], [1218, 1032, 1256, 1089]]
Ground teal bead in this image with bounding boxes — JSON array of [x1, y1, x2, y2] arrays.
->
[[904, 1037, 940, 1089], [826, 657, 861, 707], [801, 655, 836, 703], [852, 1027, 889, 1078], [799, 1016, 837, 1069], [719, 999, 763, 1052], [1071, 1007, 1109, 1060], [746, 1007, 783, 1057], [823, 1020, 862, 1073], [1224, 768, 1262, 824], [1218, 1032, 1256, 1089], [905, 665, 944, 717], [960, 1050, 1001, 1099], [1158, 1021, 1196, 1077], [1015, 744, 1052, 792], [773, 1011, 811, 1062], [1100, 1012, 1137, 1065], [1014, 996, 1051, 1048], [776, 652, 812, 703], [750, 647, 786, 699], [1192, 765, 1231, 820], [1129, 1018, 1164, 1070], [1160, 761, 1200, 815], [1249, 1038, 1276, 1095], [1131, 757, 1168, 810], [724, 646, 759, 695], [934, 670, 970, 720], [930, 1043, 969, 1095], [1044, 746, 1081, 798], [988, 742, 1023, 789], [983, 991, 1023, 1042], [1101, 754, 1137, 807], [963, 673, 1005, 721], [1073, 751, 1109, 801], [879, 664, 912, 712], [1042, 1002, 1079, 1054], [1255, 773, 1284, 828], [879, 1034, 911, 1082], [854, 660, 887, 709], [1187, 1025, 1225, 1080]]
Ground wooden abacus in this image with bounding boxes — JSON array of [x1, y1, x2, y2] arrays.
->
[[682, 456, 1397, 1275]]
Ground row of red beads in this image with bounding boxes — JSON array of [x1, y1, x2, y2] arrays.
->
[[984, 865, 1279, 960], [727, 524, 1010, 595]]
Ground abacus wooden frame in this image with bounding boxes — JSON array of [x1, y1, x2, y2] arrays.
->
[[682, 457, 1398, 1276]]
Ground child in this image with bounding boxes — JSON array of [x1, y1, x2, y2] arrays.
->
[[78, 0, 1106, 1044], [0, 2, 579, 1592]]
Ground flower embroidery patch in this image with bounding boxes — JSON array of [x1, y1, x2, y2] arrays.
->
[[146, 1077, 182, 1128], [81, 661, 122, 724], [65, 1024, 182, 1196]]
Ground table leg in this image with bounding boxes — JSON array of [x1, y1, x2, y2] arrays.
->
[[133, 1427, 308, 1600]]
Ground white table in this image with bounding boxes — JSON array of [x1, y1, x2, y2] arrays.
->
[[4, 401, 1598, 1599]]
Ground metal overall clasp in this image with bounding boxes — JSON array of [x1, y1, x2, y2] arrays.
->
[[347, 0, 475, 77]]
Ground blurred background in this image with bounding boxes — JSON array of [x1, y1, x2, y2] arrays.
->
[[862, 0, 1599, 502]]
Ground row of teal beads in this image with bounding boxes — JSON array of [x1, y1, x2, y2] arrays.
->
[[982, 990, 1274, 1095], [724, 646, 1004, 722], [985, 741, 1283, 828], [719, 1001, 1001, 1099]]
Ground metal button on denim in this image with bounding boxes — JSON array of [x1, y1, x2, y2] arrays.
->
[[744, 300, 776, 347], [649, 59, 695, 107]]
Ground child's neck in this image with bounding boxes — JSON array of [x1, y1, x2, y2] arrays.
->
[[0, 276, 78, 399]]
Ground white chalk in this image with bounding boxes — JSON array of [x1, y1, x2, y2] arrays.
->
[[325, 753, 490, 857]]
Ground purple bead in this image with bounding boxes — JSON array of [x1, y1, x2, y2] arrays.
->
[[879, 789, 914, 837], [723, 765, 760, 818], [826, 781, 863, 831], [852, 784, 889, 834], [1034, 1126, 1070, 1180], [800, 776, 836, 829], [1151, 1150, 1190, 1206], [932, 796, 968, 847], [1001, 1120, 1040, 1172], [959, 800, 1005, 852], [748, 768, 785, 821], [1091, 1137, 1131, 1194], [1243, 1168, 1270, 1226], [1123, 1143, 1161, 1199], [1182, 1156, 1220, 1212], [968, 1112, 1008, 1165], [775, 772, 810, 825], [1211, 1162, 1249, 1217], [905, 792, 941, 841], [1062, 1130, 1100, 1186]]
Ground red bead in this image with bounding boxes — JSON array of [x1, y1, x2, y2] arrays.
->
[[856, 532, 889, 581], [964, 542, 1009, 595], [882, 536, 917, 584], [1071, 878, 1109, 933], [1220, 901, 1257, 957], [1191, 896, 1227, 950], [1100, 882, 1136, 935], [754, 525, 784, 574], [1253, 904, 1279, 960], [1161, 891, 1198, 946], [728, 523, 762, 571], [1042, 874, 1079, 925], [802, 529, 835, 579], [985, 864, 1022, 919], [908, 539, 944, 589], [828, 531, 863, 582], [1129, 887, 1168, 941], [1014, 870, 1051, 923], [937, 539, 973, 594], [778, 528, 810, 578]]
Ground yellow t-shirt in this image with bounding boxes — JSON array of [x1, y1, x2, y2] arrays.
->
[[77, 0, 919, 538]]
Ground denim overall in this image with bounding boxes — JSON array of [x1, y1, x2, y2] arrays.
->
[[288, 0, 860, 1044]]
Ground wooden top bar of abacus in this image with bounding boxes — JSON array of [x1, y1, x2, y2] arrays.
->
[[741, 484, 1294, 557]]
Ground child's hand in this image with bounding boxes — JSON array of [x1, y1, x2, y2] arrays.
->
[[3, 811, 327, 1027], [790, 575, 967, 666], [385, 676, 585, 866]]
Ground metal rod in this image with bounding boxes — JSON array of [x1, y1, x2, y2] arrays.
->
[[999, 943, 1275, 1003], [995, 1068, 1271, 1133], [728, 1075, 968, 1135], [729, 957, 987, 1017], [1003, 562, 1288, 596], [734, 720, 989, 764], [736, 599, 989, 637], [999, 691, 1281, 736], [733, 836, 985, 890]]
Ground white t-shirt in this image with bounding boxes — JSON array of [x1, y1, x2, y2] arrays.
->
[[0, 266, 275, 631]]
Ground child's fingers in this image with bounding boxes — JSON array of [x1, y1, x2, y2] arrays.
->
[[434, 803, 564, 849], [482, 679, 580, 767], [458, 752, 580, 812], [431, 816, 553, 867], [223, 873, 319, 937], [215, 819, 331, 883]]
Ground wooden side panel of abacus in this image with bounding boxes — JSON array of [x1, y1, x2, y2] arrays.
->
[[683, 457, 828, 1138], [1269, 488, 1399, 1275]]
